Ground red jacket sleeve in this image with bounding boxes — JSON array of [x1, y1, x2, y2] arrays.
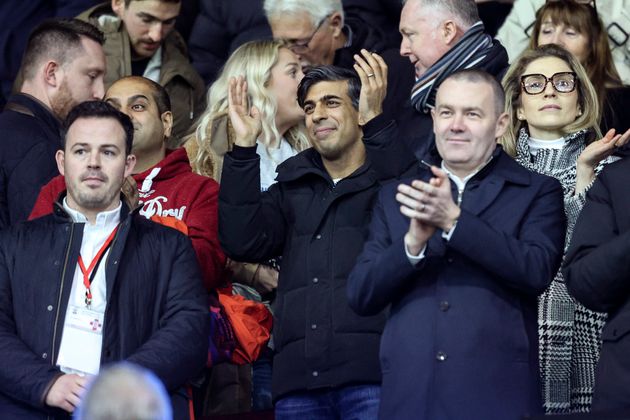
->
[[28, 175, 66, 220]]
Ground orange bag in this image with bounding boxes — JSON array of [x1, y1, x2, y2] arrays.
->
[[217, 290, 273, 365]]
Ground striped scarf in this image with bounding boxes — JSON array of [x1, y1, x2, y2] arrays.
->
[[410, 22, 494, 113]]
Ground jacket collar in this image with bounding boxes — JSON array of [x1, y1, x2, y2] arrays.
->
[[53, 192, 139, 223], [5, 93, 61, 131]]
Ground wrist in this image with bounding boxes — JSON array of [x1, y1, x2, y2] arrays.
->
[[442, 207, 461, 232], [404, 233, 426, 256]]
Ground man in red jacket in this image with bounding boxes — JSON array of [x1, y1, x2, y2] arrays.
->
[[30, 76, 225, 290]]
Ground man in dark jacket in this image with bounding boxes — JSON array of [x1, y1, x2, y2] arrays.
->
[[563, 158, 630, 414], [347, 70, 566, 419], [0, 18, 106, 228], [363, 0, 510, 162], [0, 100, 208, 419], [219, 66, 406, 418], [263, 0, 414, 123]]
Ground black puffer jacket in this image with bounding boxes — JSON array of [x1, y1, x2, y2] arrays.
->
[[219, 146, 387, 400], [0, 201, 209, 419]]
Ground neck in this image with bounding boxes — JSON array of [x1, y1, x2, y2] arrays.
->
[[528, 126, 565, 141], [132, 147, 166, 174], [323, 140, 366, 179], [20, 81, 53, 112]]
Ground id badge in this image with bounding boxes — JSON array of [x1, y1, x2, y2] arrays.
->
[[57, 306, 105, 376]]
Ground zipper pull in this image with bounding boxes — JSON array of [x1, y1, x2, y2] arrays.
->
[[457, 188, 464, 205]]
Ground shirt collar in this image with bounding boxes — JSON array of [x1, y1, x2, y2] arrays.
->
[[63, 198, 122, 227], [440, 155, 494, 190]]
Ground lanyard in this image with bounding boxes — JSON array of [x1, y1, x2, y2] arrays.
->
[[78, 225, 119, 308]]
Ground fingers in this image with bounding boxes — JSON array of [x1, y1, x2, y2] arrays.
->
[[614, 127, 630, 147], [353, 49, 387, 84], [227, 76, 248, 111]]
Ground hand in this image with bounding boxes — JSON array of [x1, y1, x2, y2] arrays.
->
[[397, 166, 461, 233], [254, 265, 279, 294], [45, 374, 89, 413], [227, 76, 261, 147], [575, 128, 630, 194], [121, 175, 139, 209], [353, 49, 388, 125]]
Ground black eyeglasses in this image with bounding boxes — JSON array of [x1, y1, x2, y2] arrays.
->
[[284, 15, 330, 54], [520, 71, 578, 95]]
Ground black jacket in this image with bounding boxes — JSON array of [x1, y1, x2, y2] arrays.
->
[[0, 200, 209, 419], [563, 157, 630, 412], [0, 93, 62, 228], [364, 40, 510, 162], [218, 146, 387, 400]]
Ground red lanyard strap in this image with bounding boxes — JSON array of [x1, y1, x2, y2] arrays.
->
[[78, 225, 119, 306]]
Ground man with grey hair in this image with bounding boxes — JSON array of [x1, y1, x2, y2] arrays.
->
[[348, 69, 566, 419], [0, 18, 106, 228], [361, 0, 509, 164], [75, 363, 172, 420], [263, 0, 414, 122]]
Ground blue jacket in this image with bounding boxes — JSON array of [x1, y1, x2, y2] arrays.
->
[[0, 94, 62, 228], [0, 199, 209, 419], [347, 149, 566, 420]]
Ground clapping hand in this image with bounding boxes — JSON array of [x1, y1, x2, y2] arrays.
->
[[227, 76, 262, 147]]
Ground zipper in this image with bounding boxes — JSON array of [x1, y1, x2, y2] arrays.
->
[[456, 187, 464, 205], [50, 223, 75, 366]]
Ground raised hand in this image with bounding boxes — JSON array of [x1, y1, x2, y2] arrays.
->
[[227, 76, 262, 147], [575, 127, 630, 193], [353, 49, 388, 125]]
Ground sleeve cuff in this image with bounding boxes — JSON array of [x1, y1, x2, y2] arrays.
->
[[405, 242, 427, 266], [230, 144, 258, 160]]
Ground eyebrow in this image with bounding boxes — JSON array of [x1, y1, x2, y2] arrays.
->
[[71, 142, 122, 150], [437, 104, 485, 114], [136, 12, 177, 23], [127, 94, 150, 104]]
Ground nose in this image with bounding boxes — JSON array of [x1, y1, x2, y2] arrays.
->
[[148, 23, 164, 42], [87, 150, 101, 168], [449, 113, 466, 132], [311, 103, 327, 123], [400, 38, 410, 57], [543, 79, 557, 97], [93, 78, 105, 100]]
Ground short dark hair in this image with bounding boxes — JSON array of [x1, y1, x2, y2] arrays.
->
[[441, 69, 505, 116], [297, 66, 361, 110], [62, 101, 134, 155], [21, 18, 104, 81]]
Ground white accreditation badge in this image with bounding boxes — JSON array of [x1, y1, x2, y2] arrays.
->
[[56, 305, 105, 376]]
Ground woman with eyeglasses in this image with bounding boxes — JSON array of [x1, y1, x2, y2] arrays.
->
[[501, 44, 630, 415], [529, 0, 630, 148]]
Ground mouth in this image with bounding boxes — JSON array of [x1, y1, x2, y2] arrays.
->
[[539, 104, 561, 111], [446, 138, 470, 145], [313, 126, 336, 139], [82, 175, 106, 187], [140, 41, 160, 51]]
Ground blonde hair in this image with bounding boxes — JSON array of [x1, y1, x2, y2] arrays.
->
[[186, 39, 309, 178], [500, 44, 600, 156]]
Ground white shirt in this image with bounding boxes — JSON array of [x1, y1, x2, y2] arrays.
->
[[56, 200, 121, 375], [528, 136, 565, 156], [257, 138, 298, 191]]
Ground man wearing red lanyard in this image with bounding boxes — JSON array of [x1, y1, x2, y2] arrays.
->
[[0, 100, 208, 419]]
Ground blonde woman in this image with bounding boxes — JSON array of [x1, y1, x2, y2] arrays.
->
[[501, 44, 630, 414], [185, 39, 309, 188]]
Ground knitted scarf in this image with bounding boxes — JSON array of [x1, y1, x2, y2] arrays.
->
[[410, 21, 494, 113]]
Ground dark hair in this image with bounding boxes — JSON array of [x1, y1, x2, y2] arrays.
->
[[113, 76, 172, 115], [297, 66, 361, 110], [62, 101, 134, 155], [21, 18, 104, 81], [123, 0, 180, 6], [442, 69, 505, 116]]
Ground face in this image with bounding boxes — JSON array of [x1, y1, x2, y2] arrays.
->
[[51, 37, 106, 119], [267, 48, 304, 133], [399, 0, 450, 78], [56, 117, 136, 215], [432, 78, 508, 176], [104, 78, 172, 157], [537, 18, 589, 64], [269, 11, 342, 70], [516, 56, 580, 139], [112, 0, 181, 58], [302, 80, 362, 162]]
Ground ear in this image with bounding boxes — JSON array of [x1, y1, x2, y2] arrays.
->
[[516, 106, 525, 121], [111, 0, 125, 17], [329, 11, 344, 38], [55, 150, 66, 176], [495, 112, 510, 139], [124, 154, 137, 177], [44, 61, 61, 88], [161, 111, 173, 140], [430, 108, 437, 133], [442, 20, 458, 46]]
